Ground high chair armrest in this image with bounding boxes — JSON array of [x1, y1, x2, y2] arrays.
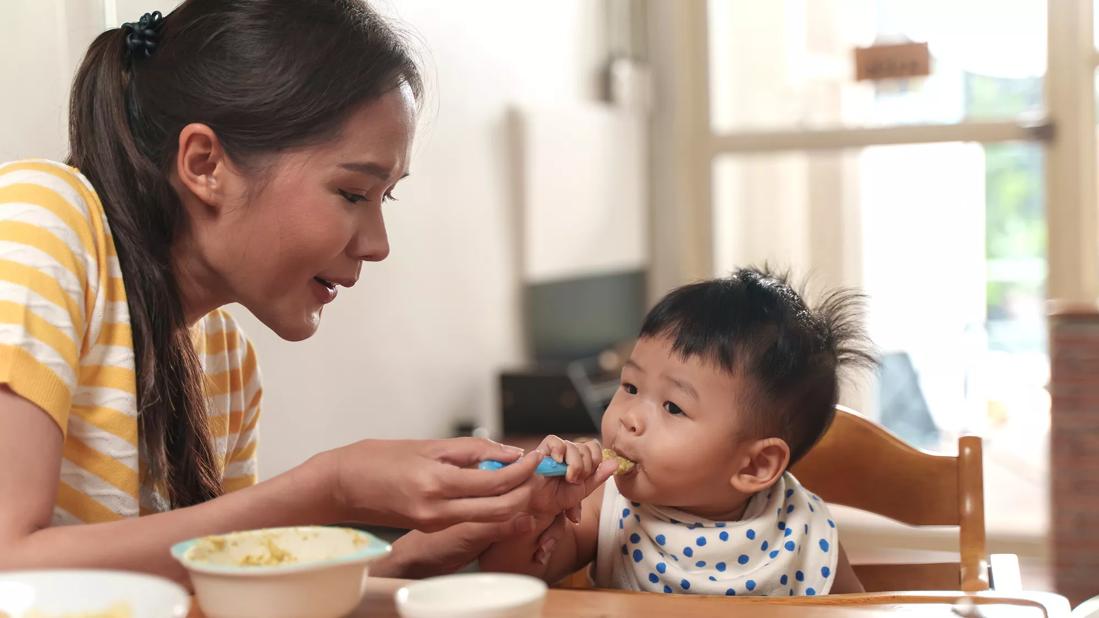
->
[[989, 553, 1022, 591]]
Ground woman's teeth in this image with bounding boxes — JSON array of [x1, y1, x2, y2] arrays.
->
[[314, 277, 336, 290]]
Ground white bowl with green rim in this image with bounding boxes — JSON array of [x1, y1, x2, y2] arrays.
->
[[171, 526, 391, 618]]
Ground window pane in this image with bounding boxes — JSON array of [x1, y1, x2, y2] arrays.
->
[[707, 0, 1047, 132], [712, 141, 1048, 475]]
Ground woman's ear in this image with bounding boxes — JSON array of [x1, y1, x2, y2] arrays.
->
[[175, 123, 233, 212], [729, 437, 791, 494]]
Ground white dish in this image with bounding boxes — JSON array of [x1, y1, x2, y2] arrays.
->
[[171, 526, 390, 618], [0, 569, 189, 618], [395, 573, 547, 618]]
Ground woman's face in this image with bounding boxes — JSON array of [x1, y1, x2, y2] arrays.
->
[[188, 85, 415, 340]]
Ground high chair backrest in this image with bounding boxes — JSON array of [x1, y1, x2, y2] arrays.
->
[[789, 405, 988, 592]]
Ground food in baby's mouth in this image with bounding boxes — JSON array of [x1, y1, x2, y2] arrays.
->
[[602, 448, 635, 475]]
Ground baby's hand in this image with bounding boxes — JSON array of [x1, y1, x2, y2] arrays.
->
[[529, 435, 616, 525], [537, 435, 603, 485]]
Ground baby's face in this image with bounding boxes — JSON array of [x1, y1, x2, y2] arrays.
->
[[601, 336, 755, 519]]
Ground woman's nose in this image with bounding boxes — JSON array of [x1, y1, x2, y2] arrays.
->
[[351, 203, 390, 262]]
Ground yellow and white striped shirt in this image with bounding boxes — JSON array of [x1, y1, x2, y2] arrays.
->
[[0, 159, 261, 524]]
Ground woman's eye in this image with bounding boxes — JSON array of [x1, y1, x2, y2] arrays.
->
[[383, 190, 399, 203], [664, 401, 685, 416], [339, 189, 368, 204], [622, 383, 638, 395]]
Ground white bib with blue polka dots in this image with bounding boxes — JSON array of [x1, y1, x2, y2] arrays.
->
[[593, 472, 838, 597]]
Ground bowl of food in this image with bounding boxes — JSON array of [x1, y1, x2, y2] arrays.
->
[[0, 569, 189, 618], [394, 573, 547, 618], [171, 526, 390, 618]]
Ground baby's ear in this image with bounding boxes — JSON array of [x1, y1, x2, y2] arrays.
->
[[729, 437, 790, 494]]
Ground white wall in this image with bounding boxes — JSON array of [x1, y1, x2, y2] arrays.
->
[[0, 1, 104, 162], [5, 0, 609, 479]]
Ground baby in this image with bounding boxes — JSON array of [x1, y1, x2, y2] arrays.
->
[[479, 267, 874, 596]]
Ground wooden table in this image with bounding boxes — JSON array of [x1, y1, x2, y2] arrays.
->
[[186, 577, 1071, 617]]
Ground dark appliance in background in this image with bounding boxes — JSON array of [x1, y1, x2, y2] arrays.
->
[[500, 269, 646, 436]]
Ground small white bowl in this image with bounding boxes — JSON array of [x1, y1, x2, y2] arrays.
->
[[0, 569, 189, 617], [171, 526, 390, 618], [395, 573, 547, 618]]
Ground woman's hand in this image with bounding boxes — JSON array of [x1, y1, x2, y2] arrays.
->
[[373, 514, 539, 578], [322, 437, 544, 531]]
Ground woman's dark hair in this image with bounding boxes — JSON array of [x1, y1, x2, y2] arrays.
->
[[639, 266, 877, 466], [67, 0, 422, 507]]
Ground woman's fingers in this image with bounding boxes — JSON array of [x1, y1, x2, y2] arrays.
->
[[432, 482, 534, 527], [397, 435, 617, 531], [434, 437, 525, 467], [437, 449, 543, 499]]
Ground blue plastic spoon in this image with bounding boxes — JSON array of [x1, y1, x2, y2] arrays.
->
[[478, 456, 568, 477]]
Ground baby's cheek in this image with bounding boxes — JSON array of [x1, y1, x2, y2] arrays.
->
[[643, 454, 693, 491]]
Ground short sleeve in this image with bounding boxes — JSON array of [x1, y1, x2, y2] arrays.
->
[[222, 331, 262, 493], [0, 161, 98, 433]]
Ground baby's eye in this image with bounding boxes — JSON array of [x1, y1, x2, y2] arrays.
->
[[622, 382, 638, 395], [664, 401, 685, 415]]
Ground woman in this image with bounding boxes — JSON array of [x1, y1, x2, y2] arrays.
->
[[0, 0, 600, 580]]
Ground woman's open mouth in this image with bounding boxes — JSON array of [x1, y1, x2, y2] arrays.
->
[[311, 276, 338, 303]]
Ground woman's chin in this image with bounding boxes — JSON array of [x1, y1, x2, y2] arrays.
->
[[259, 307, 322, 342]]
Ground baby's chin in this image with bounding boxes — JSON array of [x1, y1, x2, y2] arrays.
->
[[615, 473, 709, 515], [614, 472, 668, 506]]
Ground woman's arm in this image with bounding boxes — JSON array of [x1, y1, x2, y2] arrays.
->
[[0, 386, 545, 582], [371, 518, 532, 579], [0, 385, 338, 581]]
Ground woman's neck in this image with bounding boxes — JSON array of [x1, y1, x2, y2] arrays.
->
[[171, 233, 227, 327]]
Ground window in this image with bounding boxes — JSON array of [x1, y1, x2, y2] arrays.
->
[[646, 0, 1099, 540]]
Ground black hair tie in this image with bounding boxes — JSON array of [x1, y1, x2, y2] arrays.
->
[[122, 11, 165, 60]]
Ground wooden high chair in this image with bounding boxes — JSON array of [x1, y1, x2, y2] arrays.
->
[[789, 405, 1018, 593]]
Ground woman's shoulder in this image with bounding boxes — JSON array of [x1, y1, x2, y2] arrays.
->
[[198, 308, 261, 380], [1, 158, 78, 176], [0, 158, 105, 224], [200, 308, 252, 343], [1, 158, 77, 173], [0, 158, 98, 194]]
